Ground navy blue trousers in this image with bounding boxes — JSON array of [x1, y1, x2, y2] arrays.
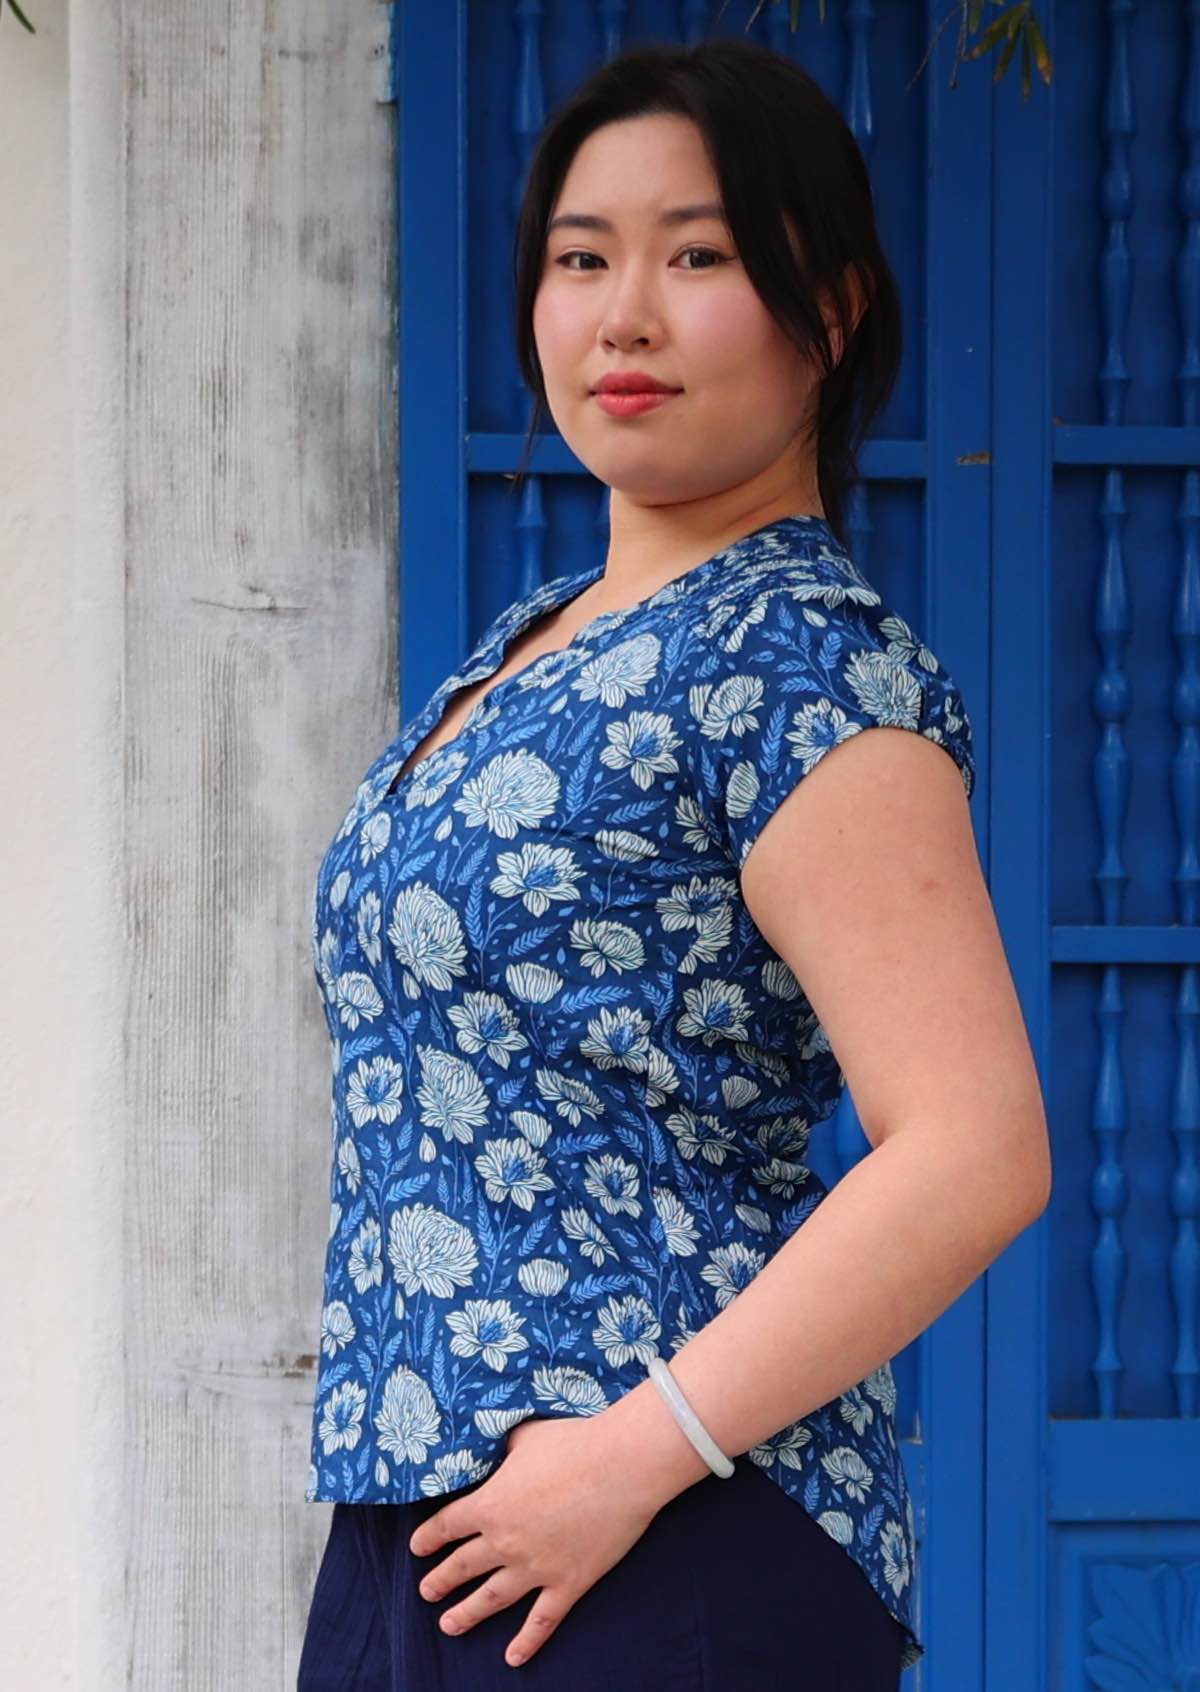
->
[[297, 1454, 905, 1689]]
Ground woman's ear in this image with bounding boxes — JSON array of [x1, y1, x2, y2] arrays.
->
[[822, 263, 870, 371]]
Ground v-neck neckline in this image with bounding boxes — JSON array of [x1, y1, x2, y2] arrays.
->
[[376, 509, 837, 804]]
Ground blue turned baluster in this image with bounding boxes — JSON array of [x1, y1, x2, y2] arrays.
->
[[1169, 0, 1200, 1422], [1090, 0, 1136, 1423], [512, 0, 549, 605]]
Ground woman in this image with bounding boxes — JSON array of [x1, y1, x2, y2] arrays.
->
[[298, 36, 1050, 1691]]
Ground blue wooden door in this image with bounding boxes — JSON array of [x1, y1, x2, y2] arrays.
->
[[392, 3, 1200, 1687], [991, 3, 1200, 1690]]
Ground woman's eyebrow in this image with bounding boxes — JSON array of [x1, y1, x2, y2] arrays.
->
[[546, 202, 728, 235]]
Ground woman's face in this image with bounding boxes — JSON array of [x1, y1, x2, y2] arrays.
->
[[532, 113, 825, 507]]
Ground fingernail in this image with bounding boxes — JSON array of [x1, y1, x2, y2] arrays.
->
[[508, 1652, 525, 1667]]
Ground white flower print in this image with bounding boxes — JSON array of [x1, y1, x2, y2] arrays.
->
[[348, 1217, 384, 1293], [838, 1384, 876, 1436], [863, 1361, 898, 1415], [673, 791, 722, 855], [419, 1450, 495, 1495], [504, 961, 563, 1003], [572, 631, 662, 707], [528, 1365, 609, 1415], [318, 1380, 367, 1454], [881, 1521, 912, 1595], [446, 991, 529, 1068], [843, 647, 925, 727], [533, 1066, 604, 1126], [816, 1509, 856, 1546], [356, 890, 382, 965], [414, 1043, 491, 1143], [558, 1204, 618, 1266], [722, 1073, 762, 1110], [676, 977, 752, 1046], [336, 1135, 361, 1194], [877, 609, 939, 673], [346, 1055, 405, 1126], [700, 1240, 767, 1308], [473, 1135, 556, 1210], [599, 709, 680, 789], [387, 881, 468, 997], [334, 972, 384, 1030], [782, 576, 881, 611], [569, 917, 645, 977], [677, 906, 734, 974], [821, 1445, 875, 1502], [691, 671, 767, 743], [582, 1152, 642, 1216], [749, 1154, 813, 1198], [510, 1108, 553, 1148], [593, 826, 659, 862], [513, 645, 588, 693], [663, 1104, 739, 1166], [656, 874, 737, 932], [317, 929, 339, 999], [516, 1257, 570, 1297], [329, 869, 351, 910], [490, 841, 584, 916], [452, 747, 560, 838], [781, 697, 866, 777], [578, 1004, 652, 1072], [320, 1299, 356, 1358], [386, 1203, 480, 1297], [445, 1298, 530, 1370], [642, 1043, 682, 1105], [651, 1187, 701, 1256], [373, 1365, 443, 1464], [404, 746, 470, 808], [748, 1424, 813, 1471], [591, 1294, 662, 1367], [359, 809, 391, 865], [761, 957, 801, 999]]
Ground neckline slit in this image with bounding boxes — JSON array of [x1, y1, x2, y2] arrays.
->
[[378, 510, 836, 803]]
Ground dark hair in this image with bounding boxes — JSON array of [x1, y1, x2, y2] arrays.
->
[[510, 37, 902, 549]]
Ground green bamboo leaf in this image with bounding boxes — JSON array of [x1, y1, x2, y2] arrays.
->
[[969, 0, 984, 29], [964, 2, 1027, 60], [993, 20, 1023, 82], [1021, 28, 1032, 99], [4, 0, 36, 30], [1027, 15, 1053, 83]]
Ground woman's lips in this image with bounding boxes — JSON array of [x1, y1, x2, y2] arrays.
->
[[591, 389, 681, 417]]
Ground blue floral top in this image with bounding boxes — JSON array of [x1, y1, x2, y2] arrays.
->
[[304, 511, 976, 1671]]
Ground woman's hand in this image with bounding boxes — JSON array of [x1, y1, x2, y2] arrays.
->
[[407, 1407, 699, 1669]]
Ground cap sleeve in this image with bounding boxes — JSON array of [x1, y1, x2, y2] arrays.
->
[[684, 578, 977, 871]]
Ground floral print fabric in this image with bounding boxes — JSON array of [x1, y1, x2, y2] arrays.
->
[[304, 511, 977, 1671]]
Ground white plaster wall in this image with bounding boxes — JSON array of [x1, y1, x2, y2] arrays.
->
[[0, 3, 397, 1685], [0, 6, 105, 1687]]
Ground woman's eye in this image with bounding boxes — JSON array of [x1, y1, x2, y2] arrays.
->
[[553, 246, 727, 272], [677, 246, 725, 270]]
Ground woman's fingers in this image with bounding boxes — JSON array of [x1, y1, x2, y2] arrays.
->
[[502, 1591, 572, 1667], [436, 1566, 529, 1637], [418, 1539, 496, 1605]]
